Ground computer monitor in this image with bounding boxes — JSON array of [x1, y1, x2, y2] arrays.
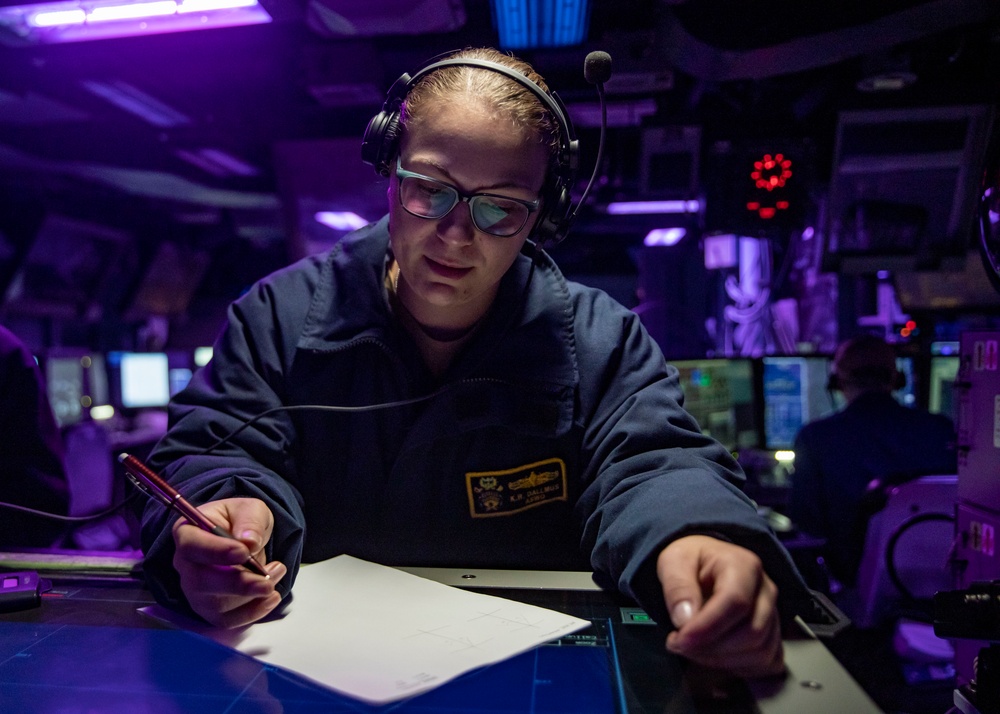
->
[[928, 355, 960, 422], [761, 356, 838, 450], [670, 358, 759, 451], [930, 340, 960, 357], [165, 349, 196, 397], [106, 351, 170, 409], [44, 351, 109, 427], [169, 368, 193, 396]]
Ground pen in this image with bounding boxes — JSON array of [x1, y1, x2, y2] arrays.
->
[[118, 452, 270, 578]]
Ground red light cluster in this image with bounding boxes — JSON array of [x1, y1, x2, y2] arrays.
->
[[746, 200, 790, 219], [750, 153, 793, 190], [746, 153, 794, 219]]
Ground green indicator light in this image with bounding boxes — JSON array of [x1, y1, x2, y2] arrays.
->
[[620, 607, 655, 625]]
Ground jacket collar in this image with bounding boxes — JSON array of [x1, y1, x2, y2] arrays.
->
[[298, 216, 395, 348], [297, 216, 579, 391]]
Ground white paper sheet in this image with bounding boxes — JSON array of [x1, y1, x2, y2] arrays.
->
[[141, 555, 590, 704]]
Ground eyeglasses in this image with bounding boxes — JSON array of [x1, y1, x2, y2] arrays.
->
[[395, 157, 540, 238]]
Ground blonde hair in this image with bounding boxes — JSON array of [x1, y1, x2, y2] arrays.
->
[[399, 47, 562, 159]]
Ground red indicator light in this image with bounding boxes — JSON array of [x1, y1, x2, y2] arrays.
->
[[750, 152, 793, 190]]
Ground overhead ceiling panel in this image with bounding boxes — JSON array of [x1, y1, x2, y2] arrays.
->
[[306, 0, 466, 38]]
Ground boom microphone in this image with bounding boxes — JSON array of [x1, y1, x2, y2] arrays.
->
[[584, 51, 613, 86], [574, 51, 612, 220]]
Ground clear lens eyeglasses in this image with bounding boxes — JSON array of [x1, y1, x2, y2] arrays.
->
[[395, 157, 539, 237]]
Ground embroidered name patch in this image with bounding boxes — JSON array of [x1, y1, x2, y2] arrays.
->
[[466, 458, 567, 518]]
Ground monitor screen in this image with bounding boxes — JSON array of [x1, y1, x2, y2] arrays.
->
[[930, 340, 960, 357], [670, 359, 759, 450], [761, 356, 837, 450], [0, 620, 631, 714], [169, 368, 193, 396], [928, 355, 960, 422], [44, 352, 109, 427], [107, 351, 170, 409], [45, 355, 83, 427]]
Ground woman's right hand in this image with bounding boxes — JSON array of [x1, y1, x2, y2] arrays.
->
[[171, 497, 287, 628]]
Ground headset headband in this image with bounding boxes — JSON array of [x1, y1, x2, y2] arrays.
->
[[402, 58, 576, 161]]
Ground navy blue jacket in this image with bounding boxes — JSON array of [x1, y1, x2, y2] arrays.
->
[[141, 217, 806, 624], [790, 391, 957, 585]]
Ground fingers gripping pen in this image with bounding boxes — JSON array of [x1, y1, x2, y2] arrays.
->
[[119, 452, 270, 578]]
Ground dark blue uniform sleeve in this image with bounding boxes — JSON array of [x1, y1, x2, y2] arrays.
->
[[571, 296, 809, 627], [140, 280, 308, 619]]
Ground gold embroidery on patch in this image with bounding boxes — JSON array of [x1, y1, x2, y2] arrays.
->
[[466, 458, 567, 518]]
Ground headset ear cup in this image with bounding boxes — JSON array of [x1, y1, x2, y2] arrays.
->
[[533, 183, 574, 247], [361, 110, 399, 178], [362, 72, 412, 177]]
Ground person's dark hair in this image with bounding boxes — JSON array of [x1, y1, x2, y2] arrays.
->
[[830, 334, 904, 393]]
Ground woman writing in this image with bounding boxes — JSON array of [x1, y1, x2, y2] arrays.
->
[[141, 47, 804, 678]]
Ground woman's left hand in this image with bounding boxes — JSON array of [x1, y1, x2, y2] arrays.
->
[[655, 535, 785, 678]]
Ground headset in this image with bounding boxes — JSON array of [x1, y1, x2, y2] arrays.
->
[[361, 56, 581, 247]]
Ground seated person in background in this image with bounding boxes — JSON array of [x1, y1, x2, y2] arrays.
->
[[789, 334, 957, 589], [0, 324, 69, 548], [140, 47, 809, 679]]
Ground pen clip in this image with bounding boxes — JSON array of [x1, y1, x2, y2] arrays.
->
[[125, 471, 173, 508], [120, 455, 179, 510]]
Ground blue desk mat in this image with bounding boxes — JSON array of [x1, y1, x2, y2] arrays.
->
[[0, 619, 626, 713]]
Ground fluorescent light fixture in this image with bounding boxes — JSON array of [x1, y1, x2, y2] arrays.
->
[[491, 0, 590, 49], [643, 227, 686, 247], [199, 148, 257, 177], [0, 0, 270, 44], [31, 8, 86, 25], [83, 79, 190, 127], [175, 147, 259, 177], [607, 200, 701, 215], [315, 211, 369, 231], [87, 0, 176, 22], [177, 0, 256, 12]]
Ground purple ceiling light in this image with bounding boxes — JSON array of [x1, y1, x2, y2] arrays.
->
[[0, 0, 270, 44]]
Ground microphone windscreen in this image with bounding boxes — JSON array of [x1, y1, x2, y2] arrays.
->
[[584, 51, 613, 85]]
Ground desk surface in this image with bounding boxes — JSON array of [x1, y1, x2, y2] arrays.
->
[[0, 566, 883, 714]]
